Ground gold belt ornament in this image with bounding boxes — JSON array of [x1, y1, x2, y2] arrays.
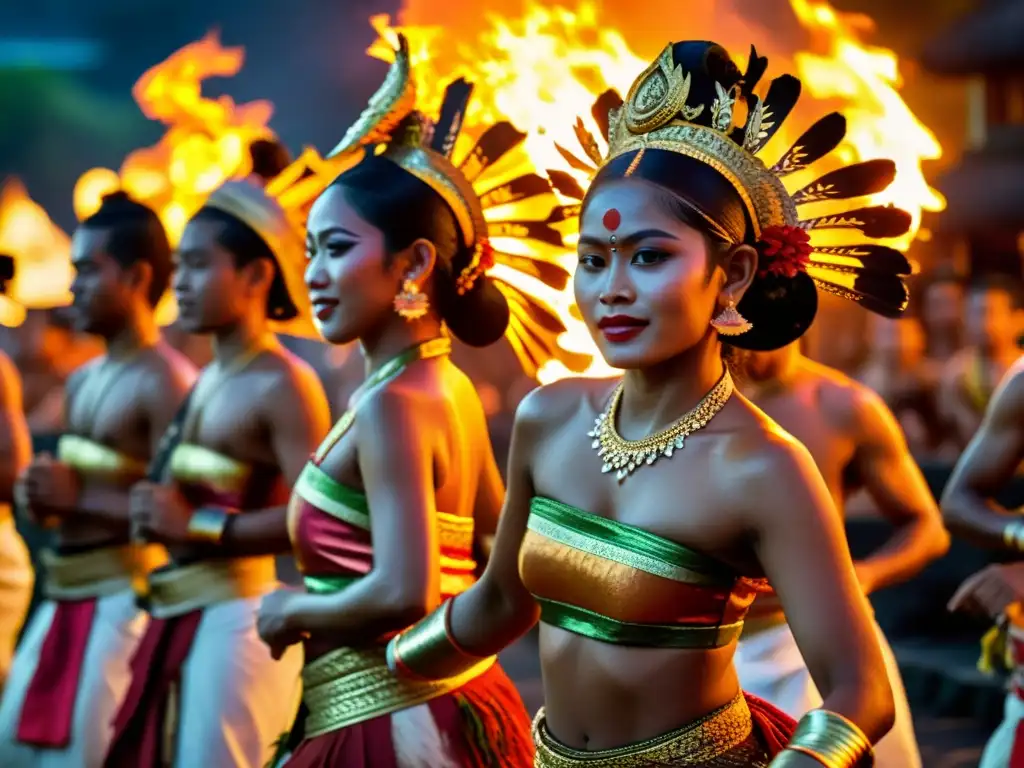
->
[[301, 645, 495, 739], [147, 556, 276, 619], [43, 544, 167, 601], [532, 696, 760, 767]]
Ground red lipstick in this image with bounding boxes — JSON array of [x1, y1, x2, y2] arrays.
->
[[597, 314, 648, 343]]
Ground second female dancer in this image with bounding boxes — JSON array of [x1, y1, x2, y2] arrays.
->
[[388, 39, 917, 767], [255, 34, 583, 767]]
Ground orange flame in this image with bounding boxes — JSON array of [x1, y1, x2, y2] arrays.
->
[[370, 0, 944, 382], [0, 179, 73, 327], [72, 32, 275, 245]]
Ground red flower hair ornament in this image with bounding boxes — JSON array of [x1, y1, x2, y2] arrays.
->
[[756, 225, 812, 279]]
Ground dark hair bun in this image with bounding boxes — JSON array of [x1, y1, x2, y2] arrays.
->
[[436, 271, 509, 348], [100, 190, 132, 205]]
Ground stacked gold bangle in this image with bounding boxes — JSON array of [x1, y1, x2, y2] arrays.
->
[[387, 598, 486, 681], [187, 507, 232, 545], [771, 709, 872, 767], [1002, 519, 1024, 553]]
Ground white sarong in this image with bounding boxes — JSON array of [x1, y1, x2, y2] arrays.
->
[[735, 619, 921, 768]]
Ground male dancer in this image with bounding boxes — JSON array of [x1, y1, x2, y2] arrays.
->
[[0, 255, 33, 688], [939, 276, 1021, 450], [943, 358, 1024, 768], [0, 192, 195, 766], [104, 180, 329, 768], [734, 340, 951, 767]]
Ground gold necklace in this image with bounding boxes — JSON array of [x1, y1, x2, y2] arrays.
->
[[589, 371, 735, 483]]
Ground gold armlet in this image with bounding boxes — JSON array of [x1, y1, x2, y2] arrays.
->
[[187, 507, 233, 545], [771, 709, 872, 768], [386, 598, 487, 681], [1003, 519, 1024, 553]]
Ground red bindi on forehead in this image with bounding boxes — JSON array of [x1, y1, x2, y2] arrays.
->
[[602, 208, 621, 232]]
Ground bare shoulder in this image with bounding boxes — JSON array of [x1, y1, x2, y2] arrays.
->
[[715, 404, 826, 520], [987, 361, 1024, 422], [515, 375, 617, 431], [138, 342, 196, 394], [259, 345, 327, 403], [66, 355, 104, 394], [804, 358, 891, 435]]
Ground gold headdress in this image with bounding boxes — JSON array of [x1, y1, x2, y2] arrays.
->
[[554, 42, 913, 350], [202, 180, 317, 338], [306, 33, 589, 376], [0, 179, 74, 328]]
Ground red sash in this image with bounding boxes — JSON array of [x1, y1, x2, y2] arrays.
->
[[103, 610, 203, 767], [16, 599, 98, 747], [745, 692, 797, 757]]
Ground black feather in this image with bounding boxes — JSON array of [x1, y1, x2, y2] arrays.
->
[[492, 250, 570, 291], [800, 205, 912, 239], [458, 123, 526, 183], [771, 113, 847, 176], [808, 268, 909, 318], [810, 244, 912, 276], [477, 174, 554, 210], [792, 159, 897, 205], [554, 143, 598, 175], [429, 79, 474, 158], [744, 75, 801, 153], [740, 45, 769, 100], [487, 220, 566, 249], [591, 89, 623, 142], [546, 170, 587, 201]]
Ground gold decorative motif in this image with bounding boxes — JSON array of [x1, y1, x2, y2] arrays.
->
[[532, 696, 770, 767], [43, 544, 167, 601], [589, 372, 734, 483], [743, 102, 775, 153], [302, 645, 494, 738], [327, 35, 417, 159], [624, 44, 702, 135], [574, 118, 604, 167], [607, 120, 798, 239], [146, 556, 276, 618], [711, 83, 736, 133]]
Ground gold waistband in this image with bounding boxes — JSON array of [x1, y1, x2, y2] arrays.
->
[[532, 696, 757, 767], [43, 544, 167, 601], [301, 645, 495, 739], [147, 556, 276, 619], [740, 611, 788, 638]]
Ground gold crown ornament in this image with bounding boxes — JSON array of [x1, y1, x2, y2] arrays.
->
[[553, 41, 913, 350]]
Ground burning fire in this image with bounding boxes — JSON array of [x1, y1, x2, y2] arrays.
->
[[73, 31, 275, 245], [370, 0, 944, 382], [0, 179, 73, 327]]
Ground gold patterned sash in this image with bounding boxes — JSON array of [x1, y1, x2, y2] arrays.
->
[[301, 645, 495, 739], [147, 556, 277, 619], [43, 544, 166, 601], [57, 435, 147, 482], [532, 695, 765, 767]]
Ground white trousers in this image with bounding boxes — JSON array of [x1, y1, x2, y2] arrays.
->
[[734, 619, 921, 768], [979, 691, 1024, 768], [0, 516, 32, 688], [172, 594, 304, 768], [0, 589, 148, 767]]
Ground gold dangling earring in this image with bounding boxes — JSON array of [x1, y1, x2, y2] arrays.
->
[[393, 278, 429, 321], [710, 298, 753, 336]]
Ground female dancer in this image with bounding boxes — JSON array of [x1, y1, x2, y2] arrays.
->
[[389, 40, 915, 767], [255, 35, 582, 767]]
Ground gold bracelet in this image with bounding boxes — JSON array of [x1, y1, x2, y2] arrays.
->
[[772, 709, 872, 768], [187, 507, 232, 545], [386, 598, 487, 681], [1004, 519, 1024, 553]]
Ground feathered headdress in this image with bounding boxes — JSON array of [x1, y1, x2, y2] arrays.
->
[[553, 42, 913, 351], [304, 33, 589, 377]]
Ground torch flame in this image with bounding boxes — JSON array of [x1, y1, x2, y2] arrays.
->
[[72, 31, 275, 245], [370, 0, 944, 382], [0, 179, 73, 327]]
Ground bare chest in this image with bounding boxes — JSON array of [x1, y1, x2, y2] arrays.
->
[[186, 373, 273, 465], [67, 370, 149, 458]]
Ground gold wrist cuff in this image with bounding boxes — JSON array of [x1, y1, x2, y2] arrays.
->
[[386, 598, 488, 681], [187, 507, 232, 545], [1004, 519, 1024, 553], [775, 709, 872, 768]]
